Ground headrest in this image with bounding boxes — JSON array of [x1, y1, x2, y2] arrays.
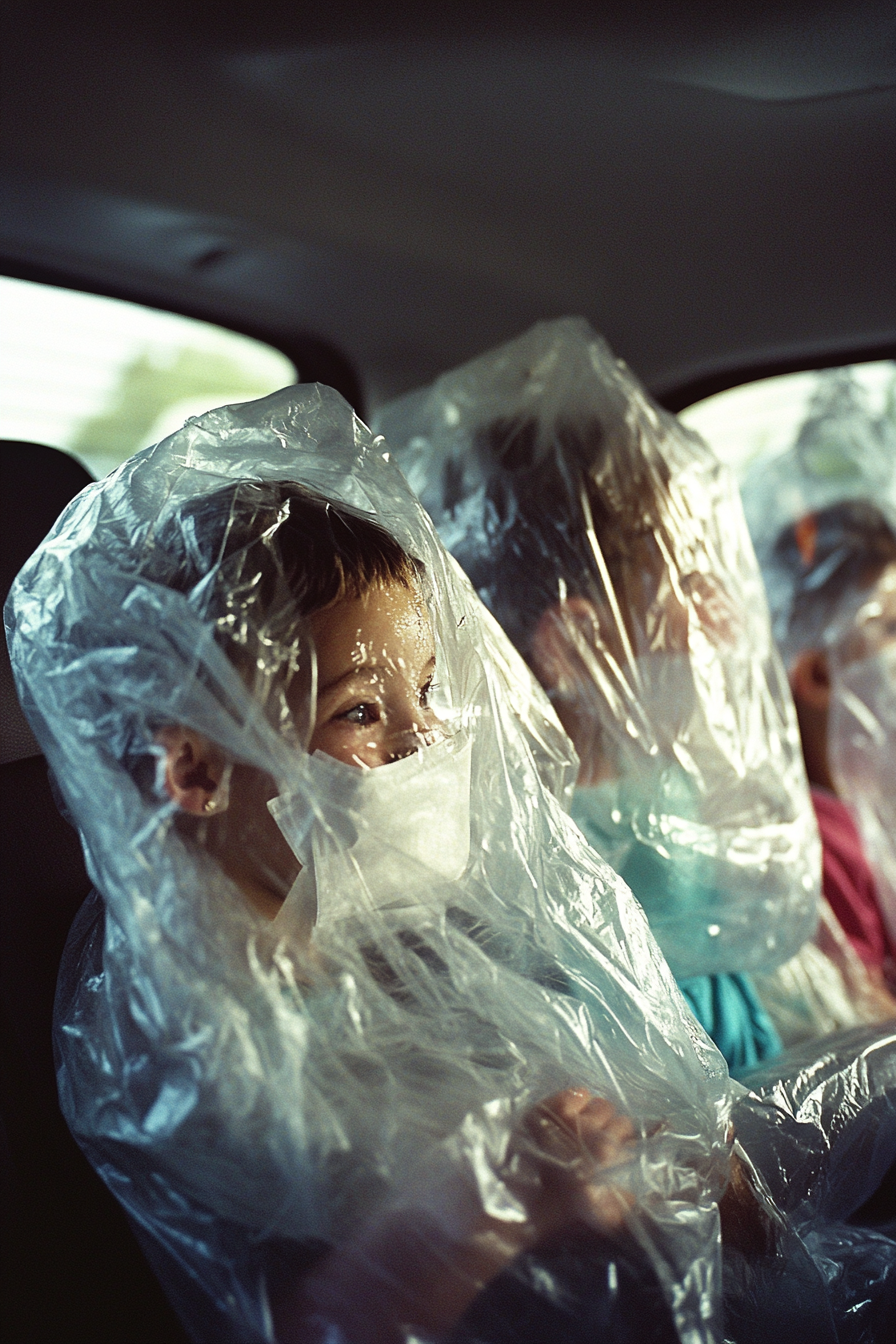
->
[[1, 441, 94, 764]]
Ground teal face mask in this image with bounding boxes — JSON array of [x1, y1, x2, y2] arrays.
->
[[570, 765, 816, 981], [571, 771, 709, 915]]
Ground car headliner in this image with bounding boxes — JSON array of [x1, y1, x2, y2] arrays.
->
[[2, 0, 894, 410]]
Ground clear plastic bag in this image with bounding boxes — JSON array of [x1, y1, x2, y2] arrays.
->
[[9, 382, 896, 1343], [830, 642, 896, 949], [740, 367, 896, 638], [753, 900, 894, 1048], [733, 1023, 896, 1344], [7, 385, 737, 1343], [827, 558, 896, 952], [374, 318, 820, 981], [742, 391, 896, 982]]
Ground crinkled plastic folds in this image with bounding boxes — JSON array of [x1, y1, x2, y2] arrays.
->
[[740, 369, 896, 958], [8, 384, 734, 1342], [375, 318, 820, 981], [732, 1022, 896, 1343], [753, 899, 895, 1048], [830, 633, 896, 949], [7, 383, 896, 1343], [740, 365, 896, 660]]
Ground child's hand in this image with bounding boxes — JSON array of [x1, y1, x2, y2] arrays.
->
[[277, 1089, 639, 1343], [528, 1088, 636, 1168], [510, 1087, 638, 1237]]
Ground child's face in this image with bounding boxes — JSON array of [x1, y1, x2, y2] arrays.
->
[[529, 569, 741, 787], [305, 581, 441, 768], [157, 582, 441, 921]]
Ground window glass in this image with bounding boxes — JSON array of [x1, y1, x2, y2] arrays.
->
[[679, 360, 896, 481], [0, 276, 296, 478]]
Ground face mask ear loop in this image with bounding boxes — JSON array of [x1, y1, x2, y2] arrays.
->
[[210, 762, 233, 813]]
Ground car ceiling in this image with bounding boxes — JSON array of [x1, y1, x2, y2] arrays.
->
[[2, 1, 895, 411]]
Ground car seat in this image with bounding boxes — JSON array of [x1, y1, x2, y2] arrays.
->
[[0, 441, 188, 1343]]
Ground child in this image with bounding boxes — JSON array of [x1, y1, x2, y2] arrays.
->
[[10, 384, 895, 1342], [157, 481, 662, 1339], [8, 385, 737, 1342], [375, 317, 824, 1070], [770, 500, 896, 990]]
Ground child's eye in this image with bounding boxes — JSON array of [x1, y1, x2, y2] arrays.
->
[[419, 676, 438, 707], [339, 702, 380, 726]]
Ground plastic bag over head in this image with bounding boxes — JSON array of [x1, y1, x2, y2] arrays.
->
[[375, 318, 821, 980], [740, 366, 896, 651], [6, 384, 734, 1343], [828, 566, 896, 948], [749, 381, 896, 951]]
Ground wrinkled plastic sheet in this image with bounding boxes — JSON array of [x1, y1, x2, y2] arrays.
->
[[740, 365, 896, 660], [830, 638, 896, 950], [740, 373, 896, 956], [374, 318, 820, 981], [8, 383, 896, 1342], [754, 899, 896, 1048], [732, 1024, 896, 1344], [8, 385, 735, 1342]]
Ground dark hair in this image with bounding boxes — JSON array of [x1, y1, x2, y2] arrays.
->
[[447, 415, 672, 660], [773, 499, 896, 653], [154, 479, 419, 674]]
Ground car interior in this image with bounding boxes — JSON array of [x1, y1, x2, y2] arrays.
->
[[2, 3, 895, 1341]]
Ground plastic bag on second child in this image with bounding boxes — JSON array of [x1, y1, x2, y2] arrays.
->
[[747, 420, 896, 982], [374, 318, 821, 981]]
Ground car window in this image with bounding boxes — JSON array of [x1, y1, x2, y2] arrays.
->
[[679, 360, 896, 482], [0, 276, 296, 478]]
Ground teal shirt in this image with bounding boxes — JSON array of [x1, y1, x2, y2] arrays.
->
[[677, 973, 780, 1073]]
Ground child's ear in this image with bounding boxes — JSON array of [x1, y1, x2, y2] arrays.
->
[[790, 648, 832, 712], [155, 725, 231, 815]]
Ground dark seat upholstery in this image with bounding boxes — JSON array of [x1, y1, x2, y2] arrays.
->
[[1, 441, 188, 1342]]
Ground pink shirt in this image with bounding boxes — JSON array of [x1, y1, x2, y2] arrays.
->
[[812, 787, 896, 971]]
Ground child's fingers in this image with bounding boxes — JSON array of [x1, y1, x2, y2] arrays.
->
[[546, 1093, 637, 1161], [526, 1090, 592, 1162], [537, 1088, 593, 1123], [577, 1099, 637, 1149], [515, 1092, 641, 1243], [578, 1181, 636, 1232], [528, 1090, 637, 1171], [536, 1090, 632, 1137]]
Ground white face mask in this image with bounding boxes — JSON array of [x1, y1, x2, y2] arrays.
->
[[268, 731, 473, 934]]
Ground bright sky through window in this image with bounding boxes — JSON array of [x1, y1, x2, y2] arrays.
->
[[680, 362, 895, 480], [0, 276, 296, 478]]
